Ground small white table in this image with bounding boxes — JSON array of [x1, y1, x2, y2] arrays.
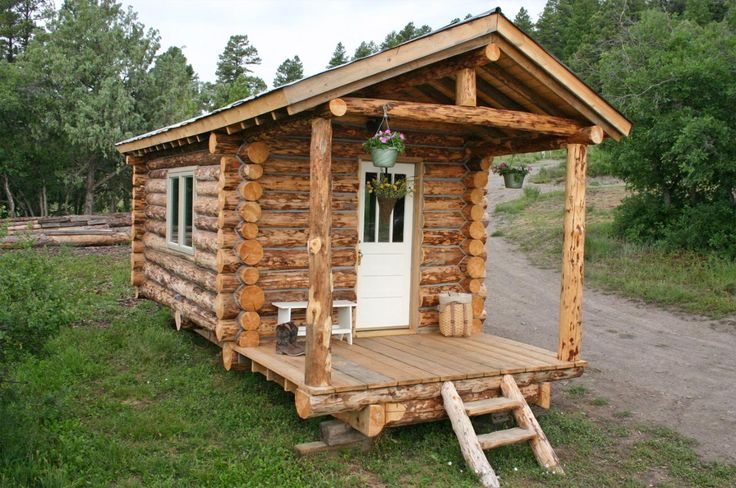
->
[[273, 300, 356, 345]]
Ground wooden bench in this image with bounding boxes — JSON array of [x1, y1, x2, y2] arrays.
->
[[273, 300, 356, 345]]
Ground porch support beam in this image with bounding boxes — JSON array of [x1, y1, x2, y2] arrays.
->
[[468, 126, 603, 157], [305, 117, 333, 387], [558, 144, 587, 362], [455, 68, 477, 106], [329, 97, 596, 139]]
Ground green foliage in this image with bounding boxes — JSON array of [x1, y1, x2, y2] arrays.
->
[[362, 129, 406, 152], [326, 41, 348, 68], [0, 0, 49, 62], [352, 40, 378, 60], [366, 175, 413, 199], [273, 55, 304, 88], [513, 6, 535, 33], [141, 46, 200, 129], [380, 21, 431, 50], [0, 249, 74, 369], [598, 9, 736, 255], [207, 34, 266, 109]]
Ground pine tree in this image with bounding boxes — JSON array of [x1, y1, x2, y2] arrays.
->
[[326, 41, 348, 68], [352, 40, 378, 60], [513, 7, 535, 33], [380, 21, 431, 50], [142, 46, 201, 129], [273, 55, 303, 87], [215, 34, 261, 85]]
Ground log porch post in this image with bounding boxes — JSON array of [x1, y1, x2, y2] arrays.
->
[[305, 117, 333, 386], [558, 144, 587, 362]]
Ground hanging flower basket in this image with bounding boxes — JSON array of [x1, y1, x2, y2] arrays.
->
[[368, 176, 413, 220], [370, 147, 399, 168], [363, 105, 406, 169], [491, 162, 531, 189], [377, 196, 398, 222]]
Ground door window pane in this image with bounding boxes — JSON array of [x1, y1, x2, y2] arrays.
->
[[363, 172, 377, 242], [183, 176, 193, 247], [392, 174, 406, 243]]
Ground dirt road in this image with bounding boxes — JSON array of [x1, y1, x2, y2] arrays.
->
[[483, 164, 736, 463]]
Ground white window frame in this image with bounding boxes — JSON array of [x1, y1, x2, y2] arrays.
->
[[166, 167, 196, 255]]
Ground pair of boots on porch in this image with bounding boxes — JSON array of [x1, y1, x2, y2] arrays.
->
[[275, 321, 305, 356]]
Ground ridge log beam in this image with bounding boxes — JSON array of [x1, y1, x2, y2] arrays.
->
[[558, 144, 587, 362], [329, 97, 599, 140], [305, 117, 333, 387]]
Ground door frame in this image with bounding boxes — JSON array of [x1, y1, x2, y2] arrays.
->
[[354, 157, 423, 338]]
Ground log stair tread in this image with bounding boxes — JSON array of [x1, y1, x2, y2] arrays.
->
[[441, 374, 563, 488], [477, 427, 537, 450], [464, 397, 521, 416]]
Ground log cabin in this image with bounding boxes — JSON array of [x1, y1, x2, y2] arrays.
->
[[116, 9, 630, 480]]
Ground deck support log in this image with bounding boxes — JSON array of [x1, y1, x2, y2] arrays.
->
[[558, 144, 587, 362], [305, 117, 333, 387], [332, 404, 386, 437]]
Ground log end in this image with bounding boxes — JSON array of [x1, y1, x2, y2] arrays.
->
[[329, 98, 348, 117]]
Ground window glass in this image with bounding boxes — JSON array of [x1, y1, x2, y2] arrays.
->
[[170, 176, 180, 244], [183, 176, 193, 247], [363, 171, 377, 243], [392, 174, 406, 243]]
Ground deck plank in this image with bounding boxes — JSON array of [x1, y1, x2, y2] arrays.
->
[[384, 335, 500, 378], [413, 335, 536, 373], [332, 341, 437, 384], [422, 335, 555, 369], [361, 337, 469, 381]]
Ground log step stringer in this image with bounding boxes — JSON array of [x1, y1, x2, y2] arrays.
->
[[441, 375, 563, 488]]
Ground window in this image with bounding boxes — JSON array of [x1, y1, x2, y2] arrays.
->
[[362, 171, 407, 243], [167, 168, 195, 253]]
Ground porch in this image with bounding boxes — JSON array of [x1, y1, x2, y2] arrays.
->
[[225, 332, 586, 436]]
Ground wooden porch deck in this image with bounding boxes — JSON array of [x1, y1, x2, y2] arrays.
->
[[233, 333, 586, 395]]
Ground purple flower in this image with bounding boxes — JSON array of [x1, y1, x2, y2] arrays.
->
[[379, 137, 388, 143]]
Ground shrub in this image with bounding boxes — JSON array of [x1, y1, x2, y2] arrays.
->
[[0, 249, 75, 373]]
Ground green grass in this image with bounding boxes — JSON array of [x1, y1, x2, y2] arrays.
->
[[1, 249, 735, 486], [496, 186, 736, 318]]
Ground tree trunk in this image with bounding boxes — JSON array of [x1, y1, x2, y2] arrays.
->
[[83, 163, 96, 215], [2, 173, 16, 218]]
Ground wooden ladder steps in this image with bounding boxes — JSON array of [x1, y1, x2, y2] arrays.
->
[[477, 427, 537, 450], [441, 374, 564, 488], [464, 397, 521, 416]]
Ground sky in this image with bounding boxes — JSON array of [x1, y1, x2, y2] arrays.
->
[[122, 1, 546, 88]]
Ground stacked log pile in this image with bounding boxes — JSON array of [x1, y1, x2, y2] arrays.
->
[[0, 213, 131, 249]]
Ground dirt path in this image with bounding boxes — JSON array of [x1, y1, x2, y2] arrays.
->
[[483, 161, 736, 463]]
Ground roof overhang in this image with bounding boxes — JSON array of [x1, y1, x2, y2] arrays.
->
[[116, 10, 631, 155]]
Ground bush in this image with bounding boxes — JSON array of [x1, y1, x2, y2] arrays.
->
[[613, 193, 736, 257], [0, 249, 75, 372]]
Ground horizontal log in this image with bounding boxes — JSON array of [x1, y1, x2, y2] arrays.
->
[[422, 229, 464, 246], [139, 280, 216, 330], [463, 278, 487, 297], [193, 196, 219, 217], [142, 233, 217, 271], [191, 229, 218, 253], [256, 228, 357, 248], [462, 221, 487, 240], [220, 156, 241, 191], [214, 292, 241, 320], [238, 222, 259, 239], [463, 172, 489, 189], [241, 163, 264, 180], [295, 368, 585, 418], [421, 246, 464, 266], [239, 267, 260, 285], [216, 273, 240, 293], [423, 180, 465, 196], [218, 209, 240, 229], [195, 165, 220, 181], [258, 211, 356, 229], [462, 256, 486, 279], [145, 204, 166, 221], [216, 248, 239, 273], [258, 174, 359, 193], [145, 193, 167, 207], [259, 248, 355, 270], [332, 97, 586, 137], [196, 180, 220, 197], [261, 289, 355, 315], [144, 261, 216, 312], [209, 132, 241, 155], [237, 285, 265, 312], [218, 192, 240, 211], [193, 215, 218, 232], [419, 309, 439, 327], [147, 150, 220, 170], [462, 239, 486, 257], [424, 163, 466, 179], [239, 311, 261, 330], [422, 196, 466, 212], [259, 191, 357, 211], [216, 319, 240, 342], [239, 181, 264, 201], [263, 158, 357, 175], [237, 239, 264, 266], [145, 179, 166, 194], [257, 269, 356, 290], [422, 212, 465, 229], [217, 229, 238, 249], [239, 202, 262, 223], [420, 283, 465, 307], [463, 189, 485, 205], [462, 205, 487, 221], [420, 265, 464, 285], [236, 330, 260, 348], [144, 248, 217, 291], [466, 156, 493, 172]]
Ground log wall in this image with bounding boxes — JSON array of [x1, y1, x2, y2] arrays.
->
[[245, 120, 478, 339]]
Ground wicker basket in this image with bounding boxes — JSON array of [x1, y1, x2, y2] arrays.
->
[[438, 292, 472, 337]]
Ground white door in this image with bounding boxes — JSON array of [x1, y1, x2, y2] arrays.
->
[[356, 161, 415, 329]]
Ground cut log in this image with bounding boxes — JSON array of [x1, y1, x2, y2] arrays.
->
[[441, 382, 500, 488], [237, 239, 264, 265], [463, 256, 487, 279], [143, 261, 216, 312], [139, 280, 216, 330], [216, 319, 240, 342], [146, 150, 220, 170], [305, 117, 333, 387], [144, 248, 217, 291], [216, 249, 239, 273], [195, 165, 220, 181], [238, 222, 259, 239], [239, 311, 261, 330], [463, 172, 489, 189], [209, 132, 241, 154], [239, 266, 260, 285], [462, 221, 487, 240], [237, 285, 265, 311], [239, 202, 262, 223], [558, 144, 587, 362], [239, 181, 263, 201], [240, 163, 264, 180], [238, 141, 270, 164]]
